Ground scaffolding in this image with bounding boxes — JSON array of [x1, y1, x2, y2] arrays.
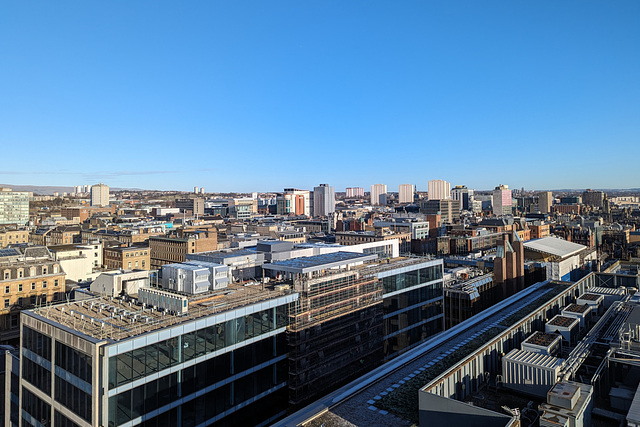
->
[[286, 268, 385, 406]]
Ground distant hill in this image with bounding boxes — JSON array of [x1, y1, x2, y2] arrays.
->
[[0, 184, 74, 195], [0, 184, 144, 195]]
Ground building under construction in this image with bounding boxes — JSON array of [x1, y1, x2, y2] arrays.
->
[[264, 252, 384, 406]]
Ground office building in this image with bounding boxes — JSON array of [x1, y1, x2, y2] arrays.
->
[[398, 184, 415, 204], [370, 184, 387, 206], [149, 232, 218, 269], [313, 184, 335, 217], [263, 252, 444, 406], [492, 184, 513, 216], [419, 199, 461, 224], [276, 189, 311, 216], [450, 185, 473, 211], [582, 189, 605, 208], [90, 183, 110, 207], [345, 187, 365, 198], [427, 180, 450, 200], [0, 188, 29, 226], [19, 274, 297, 427], [539, 191, 553, 214], [175, 197, 205, 217]]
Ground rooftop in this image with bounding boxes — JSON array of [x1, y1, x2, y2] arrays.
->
[[523, 236, 586, 259], [263, 252, 378, 274], [26, 283, 293, 343]]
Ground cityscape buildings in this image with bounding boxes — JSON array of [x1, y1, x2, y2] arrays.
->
[[370, 184, 388, 206], [427, 179, 451, 200], [492, 184, 513, 216], [398, 184, 415, 204], [0, 188, 29, 226], [345, 187, 364, 198], [312, 184, 335, 217], [90, 183, 109, 207]]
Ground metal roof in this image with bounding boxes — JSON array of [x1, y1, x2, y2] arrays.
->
[[523, 236, 586, 259], [503, 348, 564, 369]]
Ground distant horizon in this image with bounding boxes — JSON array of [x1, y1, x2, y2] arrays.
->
[[4, 182, 639, 196]]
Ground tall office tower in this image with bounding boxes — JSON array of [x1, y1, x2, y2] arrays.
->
[[313, 184, 336, 217], [194, 186, 199, 194], [0, 188, 30, 225], [451, 185, 474, 211], [90, 183, 110, 207], [538, 191, 553, 214], [74, 185, 82, 194], [427, 180, 451, 200], [200, 187, 205, 194], [398, 184, 415, 204], [346, 187, 365, 198], [370, 184, 388, 206], [492, 184, 513, 216]]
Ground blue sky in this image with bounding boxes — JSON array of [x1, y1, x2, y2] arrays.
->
[[2, 1, 639, 192]]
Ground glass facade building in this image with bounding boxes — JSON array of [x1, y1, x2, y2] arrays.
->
[[19, 292, 297, 427], [377, 259, 444, 359]]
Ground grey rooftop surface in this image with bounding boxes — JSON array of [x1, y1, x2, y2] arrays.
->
[[263, 252, 378, 274]]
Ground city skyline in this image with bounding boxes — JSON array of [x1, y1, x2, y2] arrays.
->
[[2, 1, 639, 192]]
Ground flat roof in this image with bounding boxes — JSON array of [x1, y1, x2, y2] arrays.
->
[[25, 283, 293, 342], [523, 236, 586, 259], [189, 249, 258, 259], [263, 252, 378, 274]]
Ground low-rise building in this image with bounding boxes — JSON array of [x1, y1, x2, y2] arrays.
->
[[0, 228, 28, 248], [104, 245, 150, 271], [0, 246, 65, 343]]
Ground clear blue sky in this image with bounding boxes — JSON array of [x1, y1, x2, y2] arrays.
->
[[2, 1, 639, 193]]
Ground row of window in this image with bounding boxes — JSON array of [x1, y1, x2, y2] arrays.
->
[[108, 306, 288, 389], [383, 282, 444, 313], [109, 360, 286, 427], [4, 279, 59, 293], [2, 264, 59, 280], [381, 265, 443, 295], [4, 292, 62, 309]]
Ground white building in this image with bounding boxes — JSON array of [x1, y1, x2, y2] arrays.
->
[[492, 184, 512, 216], [0, 188, 29, 225], [428, 179, 451, 200], [346, 187, 365, 198], [313, 184, 336, 217], [91, 183, 110, 207], [277, 188, 312, 216], [398, 184, 415, 204], [370, 184, 387, 206]]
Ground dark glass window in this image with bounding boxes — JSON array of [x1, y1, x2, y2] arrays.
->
[[22, 357, 51, 394], [55, 341, 92, 384], [22, 326, 51, 360], [55, 375, 92, 422], [22, 387, 51, 426]]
